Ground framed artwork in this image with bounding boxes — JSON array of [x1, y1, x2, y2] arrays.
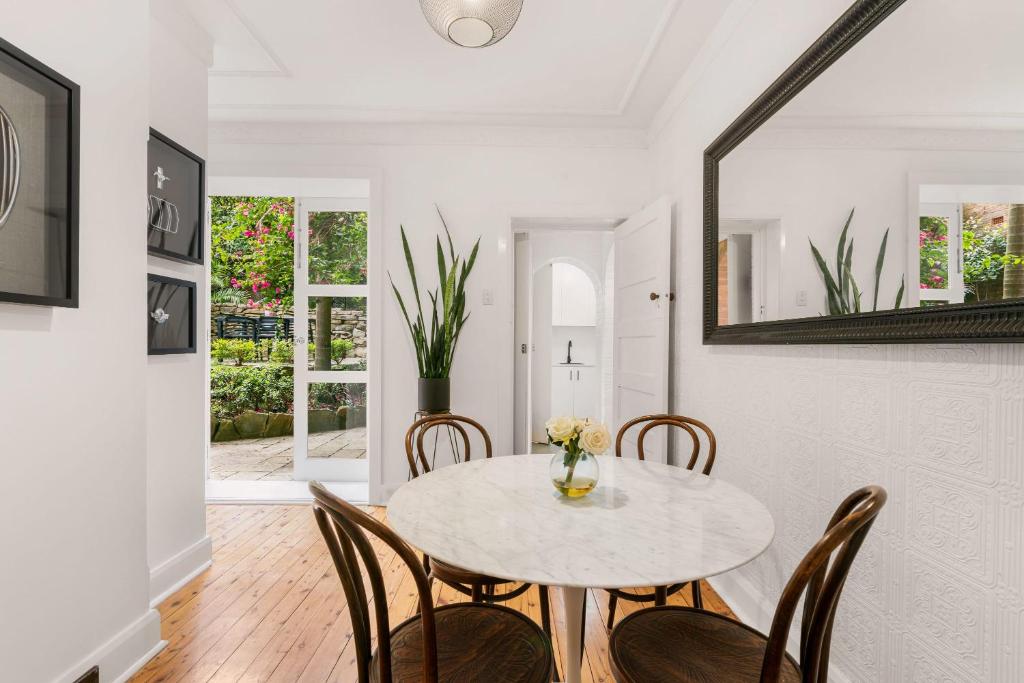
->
[[0, 36, 80, 307], [147, 128, 204, 264], [148, 274, 196, 355]]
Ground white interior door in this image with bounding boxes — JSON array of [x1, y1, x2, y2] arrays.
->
[[293, 197, 371, 482], [613, 197, 672, 462]]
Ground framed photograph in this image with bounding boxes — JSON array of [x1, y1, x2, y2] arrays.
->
[[0, 36, 79, 307], [147, 129, 204, 264], [148, 274, 196, 355]]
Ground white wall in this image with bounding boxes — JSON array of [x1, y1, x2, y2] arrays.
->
[[209, 123, 650, 497], [146, 5, 213, 605], [0, 1, 161, 681], [651, 0, 1024, 681]]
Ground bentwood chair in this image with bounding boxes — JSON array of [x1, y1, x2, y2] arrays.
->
[[310, 482, 555, 683], [604, 414, 717, 628], [608, 485, 887, 683], [406, 415, 575, 680]]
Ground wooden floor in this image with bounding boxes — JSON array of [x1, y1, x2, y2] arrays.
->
[[132, 504, 736, 683]]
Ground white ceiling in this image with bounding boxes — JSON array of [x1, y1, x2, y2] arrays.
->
[[184, 0, 735, 127]]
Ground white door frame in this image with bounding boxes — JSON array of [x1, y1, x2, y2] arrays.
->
[[207, 171, 384, 503]]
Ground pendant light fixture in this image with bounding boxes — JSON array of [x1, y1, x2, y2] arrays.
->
[[419, 0, 524, 48]]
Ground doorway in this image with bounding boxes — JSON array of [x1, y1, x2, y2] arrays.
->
[[512, 226, 615, 454], [206, 176, 381, 502]]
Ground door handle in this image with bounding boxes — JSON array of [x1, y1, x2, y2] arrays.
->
[[649, 292, 660, 301]]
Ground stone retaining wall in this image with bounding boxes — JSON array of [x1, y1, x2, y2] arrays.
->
[[210, 406, 368, 442], [211, 303, 367, 357]]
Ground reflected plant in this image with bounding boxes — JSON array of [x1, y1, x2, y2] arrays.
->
[[809, 208, 905, 315]]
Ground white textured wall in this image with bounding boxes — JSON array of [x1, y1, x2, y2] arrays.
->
[[0, 1, 159, 681], [650, 0, 1024, 681], [146, 7, 213, 604]]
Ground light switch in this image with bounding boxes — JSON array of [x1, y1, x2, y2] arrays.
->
[[482, 288, 494, 305], [796, 290, 808, 307]]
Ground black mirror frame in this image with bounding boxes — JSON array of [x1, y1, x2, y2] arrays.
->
[[702, 0, 1024, 344]]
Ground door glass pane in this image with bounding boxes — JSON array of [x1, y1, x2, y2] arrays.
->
[[919, 215, 949, 291], [307, 296, 367, 371], [307, 383, 367, 458], [307, 210, 368, 285], [209, 195, 297, 483]]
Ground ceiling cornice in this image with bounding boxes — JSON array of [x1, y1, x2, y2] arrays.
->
[[207, 0, 694, 127]]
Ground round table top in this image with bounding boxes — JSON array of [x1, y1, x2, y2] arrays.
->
[[387, 454, 775, 589]]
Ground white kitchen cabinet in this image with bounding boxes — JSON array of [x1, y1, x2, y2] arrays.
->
[[550, 365, 599, 420], [551, 262, 596, 326]]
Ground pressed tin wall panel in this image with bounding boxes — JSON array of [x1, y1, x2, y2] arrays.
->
[[680, 341, 1024, 681]]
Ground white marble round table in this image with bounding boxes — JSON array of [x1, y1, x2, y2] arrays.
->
[[387, 454, 775, 683]]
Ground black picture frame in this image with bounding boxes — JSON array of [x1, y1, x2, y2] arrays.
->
[[148, 273, 196, 355], [0, 36, 79, 308], [147, 128, 205, 264], [702, 0, 1024, 344]]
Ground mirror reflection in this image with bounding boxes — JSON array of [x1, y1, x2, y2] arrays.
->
[[718, 0, 1024, 323]]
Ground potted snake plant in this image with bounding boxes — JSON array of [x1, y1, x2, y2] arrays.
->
[[390, 207, 480, 413]]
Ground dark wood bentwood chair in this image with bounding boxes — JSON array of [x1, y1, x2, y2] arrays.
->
[[604, 414, 717, 628], [310, 481, 554, 682], [608, 485, 887, 683], [405, 416, 560, 630]]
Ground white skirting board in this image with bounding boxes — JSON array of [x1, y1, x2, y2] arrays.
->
[[149, 535, 214, 607], [706, 572, 851, 683], [51, 609, 164, 683], [206, 479, 368, 504]]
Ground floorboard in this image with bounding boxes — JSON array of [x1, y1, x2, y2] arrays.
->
[[131, 505, 737, 682]]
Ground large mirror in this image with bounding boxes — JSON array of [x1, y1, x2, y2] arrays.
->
[[704, 0, 1024, 343]]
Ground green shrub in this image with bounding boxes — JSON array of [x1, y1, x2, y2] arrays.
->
[[331, 338, 354, 363], [210, 339, 256, 366], [269, 339, 294, 364], [210, 365, 294, 419]]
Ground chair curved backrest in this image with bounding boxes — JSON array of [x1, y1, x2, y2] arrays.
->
[[760, 485, 887, 683], [310, 481, 438, 683], [404, 414, 492, 479], [614, 414, 716, 475]]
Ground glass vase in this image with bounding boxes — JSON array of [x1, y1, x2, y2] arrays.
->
[[549, 450, 600, 498]]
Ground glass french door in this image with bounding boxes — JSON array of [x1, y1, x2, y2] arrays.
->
[[918, 202, 964, 306], [292, 197, 370, 482]]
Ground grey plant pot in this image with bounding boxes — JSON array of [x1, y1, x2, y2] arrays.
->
[[417, 377, 450, 413]]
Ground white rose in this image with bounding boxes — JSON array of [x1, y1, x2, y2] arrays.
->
[[573, 417, 591, 432], [579, 423, 611, 455], [546, 416, 576, 443]]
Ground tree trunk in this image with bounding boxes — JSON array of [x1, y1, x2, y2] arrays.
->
[[314, 296, 332, 371], [1005, 205, 1024, 299]]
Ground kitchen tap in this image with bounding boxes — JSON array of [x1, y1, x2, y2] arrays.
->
[[565, 340, 573, 364]]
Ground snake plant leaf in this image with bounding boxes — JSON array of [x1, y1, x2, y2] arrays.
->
[[810, 238, 843, 315], [836, 208, 855, 288], [842, 239, 854, 312], [895, 275, 905, 309], [436, 236, 447, 294], [400, 226, 425, 323], [389, 274, 424, 375], [851, 276, 862, 313], [435, 204, 457, 263], [873, 228, 890, 311]]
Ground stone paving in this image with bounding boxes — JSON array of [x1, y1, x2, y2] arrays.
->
[[209, 427, 367, 481]]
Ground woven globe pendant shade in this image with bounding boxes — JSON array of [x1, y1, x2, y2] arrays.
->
[[419, 0, 524, 48]]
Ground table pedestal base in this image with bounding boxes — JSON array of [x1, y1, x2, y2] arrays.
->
[[562, 586, 586, 683]]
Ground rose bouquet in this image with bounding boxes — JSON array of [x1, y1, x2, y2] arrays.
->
[[545, 416, 611, 497]]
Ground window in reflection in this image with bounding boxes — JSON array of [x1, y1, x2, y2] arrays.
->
[[917, 191, 1024, 307]]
